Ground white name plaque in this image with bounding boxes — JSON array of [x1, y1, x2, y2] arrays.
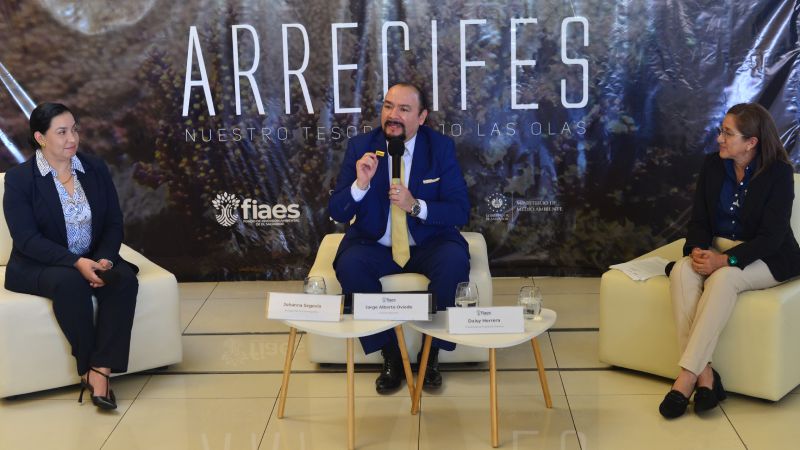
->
[[353, 293, 431, 321], [267, 293, 343, 322], [447, 306, 525, 334]]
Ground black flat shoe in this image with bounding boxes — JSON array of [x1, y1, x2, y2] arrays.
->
[[375, 345, 403, 395], [659, 390, 690, 419], [695, 369, 726, 413], [79, 367, 117, 410], [417, 348, 442, 390]]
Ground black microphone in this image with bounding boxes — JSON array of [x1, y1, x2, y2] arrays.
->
[[388, 137, 405, 181]]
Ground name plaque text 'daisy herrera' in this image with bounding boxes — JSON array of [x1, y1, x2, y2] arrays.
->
[[447, 306, 525, 334]]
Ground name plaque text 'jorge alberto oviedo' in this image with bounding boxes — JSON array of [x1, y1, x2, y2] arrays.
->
[[267, 293, 343, 322], [448, 307, 525, 334], [353, 293, 431, 321]]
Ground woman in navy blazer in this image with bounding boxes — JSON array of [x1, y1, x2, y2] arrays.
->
[[3, 103, 138, 410], [659, 103, 800, 419]]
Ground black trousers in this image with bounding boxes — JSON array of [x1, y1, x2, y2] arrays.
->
[[36, 262, 138, 375]]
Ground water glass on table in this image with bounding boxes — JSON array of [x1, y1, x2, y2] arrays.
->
[[304, 276, 326, 295], [518, 285, 543, 320], [455, 281, 479, 307]]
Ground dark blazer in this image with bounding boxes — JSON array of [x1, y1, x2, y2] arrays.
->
[[3, 152, 134, 294], [683, 152, 800, 281], [328, 125, 470, 258]]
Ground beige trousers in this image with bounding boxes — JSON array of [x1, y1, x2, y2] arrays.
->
[[669, 238, 780, 375]]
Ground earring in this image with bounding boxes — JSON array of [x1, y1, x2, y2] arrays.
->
[[40, 141, 46, 149]]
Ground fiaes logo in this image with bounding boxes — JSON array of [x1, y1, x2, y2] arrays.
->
[[240, 198, 301, 224], [212, 192, 240, 227], [212, 193, 301, 227]]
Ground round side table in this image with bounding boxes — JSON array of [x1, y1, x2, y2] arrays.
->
[[277, 317, 415, 450], [408, 309, 557, 448]]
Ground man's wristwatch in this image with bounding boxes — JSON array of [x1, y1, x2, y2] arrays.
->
[[727, 254, 738, 267], [410, 199, 421, 217]]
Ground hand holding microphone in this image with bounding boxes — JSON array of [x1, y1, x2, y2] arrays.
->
[[389, 183, 415, 212]]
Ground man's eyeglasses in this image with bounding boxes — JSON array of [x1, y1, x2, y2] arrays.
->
[[716, 127, 748, 140]]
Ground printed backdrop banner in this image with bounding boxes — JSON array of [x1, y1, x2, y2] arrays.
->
[[0, 1, 798, 280]]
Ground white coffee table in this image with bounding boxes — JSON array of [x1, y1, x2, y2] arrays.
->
[[277, 316, 415, 450], [408, 308, 557, 448]]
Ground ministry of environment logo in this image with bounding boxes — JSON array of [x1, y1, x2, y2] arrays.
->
[[212, 192, 240, 227], [486, 192, 510, 214], [485, 192, 510, 222]]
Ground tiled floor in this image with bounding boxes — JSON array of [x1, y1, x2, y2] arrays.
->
[[2, 277, 798, 450]]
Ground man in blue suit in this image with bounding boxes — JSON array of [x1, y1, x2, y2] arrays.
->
[[329, 83, 471, 394]]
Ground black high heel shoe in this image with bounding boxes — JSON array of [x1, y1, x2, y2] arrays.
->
[[78, 367, 117, 410], [694, 368, 726, 413], [659, 389, 691, 418]]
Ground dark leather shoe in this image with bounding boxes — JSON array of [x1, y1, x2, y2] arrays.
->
[[417, 347, 442, 389], [78, 368, 117, 410], [375, 345, 403, 395], [659, 390, 690, 419], [695, 369, 726, 413]]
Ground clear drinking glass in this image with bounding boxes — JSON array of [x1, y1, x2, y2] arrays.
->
[[455, 281, 479, 307], [518, 285, 543, 320], [303, 276, 327, 295]]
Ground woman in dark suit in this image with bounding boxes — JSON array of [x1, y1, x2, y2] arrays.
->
[[3, 103, 138, 410], [659, 103, 800, 418]]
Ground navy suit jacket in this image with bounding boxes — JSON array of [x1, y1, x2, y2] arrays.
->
[[328, 125, 470, 259], [684, 152, 800, 282], [3, 152, 133, 294]]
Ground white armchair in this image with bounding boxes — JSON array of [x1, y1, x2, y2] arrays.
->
[[305, 232, 493, 363], [0, 173, 183, 397], [598, 174, 800, 401]]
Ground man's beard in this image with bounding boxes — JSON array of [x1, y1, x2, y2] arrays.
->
[[382, 120, 406, 140]]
